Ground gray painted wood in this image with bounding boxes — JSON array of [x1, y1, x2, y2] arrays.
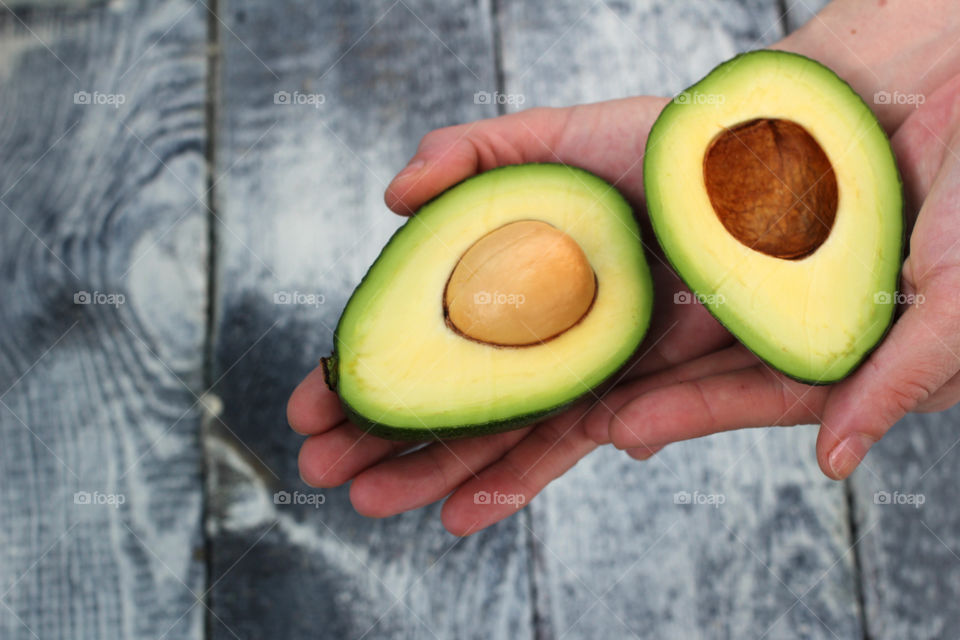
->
[[499, 0, 789, 105], [850, 408, 960, 640], [208, 1, 534, 638], [4, 0, 105, 9], [782, 0, 824, 34], [0, 1, 207, 639], [497, 1, 862, 637]]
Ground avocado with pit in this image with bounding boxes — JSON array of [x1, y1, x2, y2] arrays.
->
[[323, 164, 655, 439], [644, 50, 903, 383]]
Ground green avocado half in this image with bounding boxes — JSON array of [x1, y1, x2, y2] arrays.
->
[[323, 163, 654, 440], [644, 50, 903, 383]]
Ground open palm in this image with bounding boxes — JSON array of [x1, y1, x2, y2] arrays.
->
[[288, 97, 739, 534]]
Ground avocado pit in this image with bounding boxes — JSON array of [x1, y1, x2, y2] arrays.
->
[[703, 118, 838, 259], [444, 220, 596, 346]]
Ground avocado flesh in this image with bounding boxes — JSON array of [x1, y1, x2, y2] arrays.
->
[[644, 50, 902, 384], [326, 164, 654, 439]]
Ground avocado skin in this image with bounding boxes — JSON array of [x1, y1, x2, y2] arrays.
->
[[644, 50, 904, 385], [321, 163, 651, 440]]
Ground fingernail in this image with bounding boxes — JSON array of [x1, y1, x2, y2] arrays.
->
[[397, 158, 425, 178], [828, 433, 875, 479]]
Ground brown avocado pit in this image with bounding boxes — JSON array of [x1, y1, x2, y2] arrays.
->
[[703, 118, 838, 259]]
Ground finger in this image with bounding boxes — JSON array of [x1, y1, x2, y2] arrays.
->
[[384, 107, 570, 214], [349, 427, 531, 518], [440, 405, 598, 536], [287, 364, 345, 435], [608, 364, 828, 450], [584, 344, 756, 443], [817, 291, 960, 479], [916, 368, 960, 413], [298, 422, 410, 487], [626, 445, 663, 461], [890, 73, 960, 224], [385, 97, 670, 215]]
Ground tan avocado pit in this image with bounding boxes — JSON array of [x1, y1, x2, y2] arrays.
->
[[444, 220, 597, 347], [703, 118, 838, 259]]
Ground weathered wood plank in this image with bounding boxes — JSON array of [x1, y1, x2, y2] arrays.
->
[[209, 1, 534, 638], [0, 2, 207, 638], [499, 0, 790, 105], [782, 0, 825, 34], [496, 1, 863, 637], [849, 408, 960, 640]]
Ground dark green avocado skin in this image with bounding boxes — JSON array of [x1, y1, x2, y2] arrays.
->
[[319, 163, 652, 441], [643, 50, 905, 386]]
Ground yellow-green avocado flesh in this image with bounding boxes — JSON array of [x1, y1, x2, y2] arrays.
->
[[644, 50, 903, 384], [324, 164, 654, 439]]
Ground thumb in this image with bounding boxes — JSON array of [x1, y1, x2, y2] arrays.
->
[[384, 107, 569, 215], [816, 285, 960, 479]]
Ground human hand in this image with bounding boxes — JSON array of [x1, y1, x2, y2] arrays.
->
[[585, 73, 960, 480], [288, 97, 741, 535]]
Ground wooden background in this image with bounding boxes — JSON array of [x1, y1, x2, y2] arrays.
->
[[1, 0, 958, 638]]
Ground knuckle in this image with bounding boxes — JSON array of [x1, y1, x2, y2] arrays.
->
[[685, 380, 719, 430], [885, 377, 933, 416], [498, 454, 537, 498], [417, 125, 457, 150], [609, 406, 646, 448], [528, 418, 578, 463]]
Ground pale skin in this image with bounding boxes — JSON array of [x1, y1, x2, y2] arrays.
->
[[289, 0, 960, 535]]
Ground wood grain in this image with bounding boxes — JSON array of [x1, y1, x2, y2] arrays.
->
[[849, 409, 960, 640], [208, 1, 535, 638], [497, 1, 863, 637], [0, 1, 207, 638]]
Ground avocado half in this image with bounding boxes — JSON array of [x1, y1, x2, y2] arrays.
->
[[324, 164, 654, 439], [644, 50, 903, 383]]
